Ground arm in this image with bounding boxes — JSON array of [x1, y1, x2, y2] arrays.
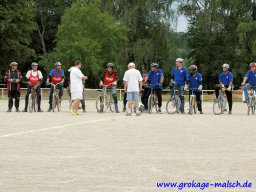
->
[[139, 80, 142, 91], [124, 81, 128, 93]]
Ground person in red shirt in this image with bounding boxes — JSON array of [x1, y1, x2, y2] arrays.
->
[[23, 62, 43, 112], [99, 63, 119, 113], [46, 62, 65, 112]]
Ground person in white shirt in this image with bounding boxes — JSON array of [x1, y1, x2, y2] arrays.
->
[[123, 62, 143, 116], [69, 60, 88, 115], [23, 62, 44, 112]]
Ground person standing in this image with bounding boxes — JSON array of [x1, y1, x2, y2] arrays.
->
[[4, 62, 23, 112], [69, 60, 88, 115], [23, 62, 43, 112], [123, 62, 143, 116], [100, 63, 119, 113], [241, 62, 256, 102], [187, 65, 203, 114], [144, 63, 164, 114], [215, 63, 233, 114], [46, 62, 65, 112], [170, 58, 188, 114]]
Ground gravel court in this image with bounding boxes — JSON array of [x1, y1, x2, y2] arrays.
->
[[0, 100, 256, 192]]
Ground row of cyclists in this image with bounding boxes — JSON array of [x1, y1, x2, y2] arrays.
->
[[3, 58, 256, 114]]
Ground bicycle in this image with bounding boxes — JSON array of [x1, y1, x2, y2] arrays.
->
[[166, 83, 181, 114], [147, 84, 160, 114], [244, 85, 256, 116], [49, 83, 62, 112], [28, 85, 38, 113], [96, 84, 115, 113], [188, 88, 200, 115], [213, 85, 227, 115]]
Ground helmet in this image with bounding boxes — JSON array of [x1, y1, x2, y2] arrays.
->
[[107, 63, 114, 68], [10, 62, 18, 67], [249, 62, 256, 67], [55, 62, 62, 66], [31, 62, 38, 67], [176, 58, 184, 63], [151, 63, 159, 68], [222, 63, 229, 68], [188, 64, 198, 74]]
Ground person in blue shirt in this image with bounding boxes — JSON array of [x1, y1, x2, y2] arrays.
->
[[144, 63, 164, 114], [187, 65, 203, 114], [170, 58, 188, 113], [46, 62, 65, 112], [215, 63, 233, 114], [241, 62, 256, 102]]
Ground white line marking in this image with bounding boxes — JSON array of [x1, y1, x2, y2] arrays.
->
[[0, 117, 122, 139]]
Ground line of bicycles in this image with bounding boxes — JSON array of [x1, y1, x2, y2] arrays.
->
[[26, 83, 256, 116]]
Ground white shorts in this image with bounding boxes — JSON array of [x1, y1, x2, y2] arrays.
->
[[71, 91, 83, 100]]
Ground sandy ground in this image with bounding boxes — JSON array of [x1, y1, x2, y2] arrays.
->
[[0, 100, 255, 192]]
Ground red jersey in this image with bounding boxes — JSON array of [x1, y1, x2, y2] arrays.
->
[[103, 71, 118, 87], [51, 70, 63, 84], [29, 70, 40, 85]]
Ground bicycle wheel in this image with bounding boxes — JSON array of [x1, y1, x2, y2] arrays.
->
[[213, 99, 222, 115], [166, 96, 179, 114], [193, 99, 197, 114], [154, 96, 159, 112], [109, 96, 115, 112], [148, 95, 153, 114], [96, 94, 108, 112], [247, 98, 251, 116], [52, 93, 56, 112], [33, 95, 38, 112], [28, 94, 33, 113], [189, 96, 193, 115], [56, 96, 61, 112]]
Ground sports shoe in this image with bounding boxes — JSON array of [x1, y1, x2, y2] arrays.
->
[[22, 109, 27, 112], [70, 110, 77, 115], [16, 108, 20, 112], [47, 107, 52, 112], [126, 112, 132, 116], [157, 109, 162, 114], [228, 111, 232, 115], [122, 107, 126, 112], [38, 109, 43, 112], [200, 111, 203, 114], [75, 111, 81, 115], [7, 109, 11, 112], [83, 109, 86, 113], [136, 113, 140, 116]]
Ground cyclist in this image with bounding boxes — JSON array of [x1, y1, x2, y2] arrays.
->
[[99, 63, 119, 113], [170, 58, 188, 114], [123, 62, 143, 116], [46, 62, 64, 112], [4, 62, 23, 112], [22, 62, 43, 112], [144, 63, 164, 114], [215, 63, 233, 114], [187, 65, 203, 114], [241, 62, 256, 102]]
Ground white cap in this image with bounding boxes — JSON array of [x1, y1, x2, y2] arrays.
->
[[128, 62, 135, 67], [176, 58, 184, 62], [222, 63, 229, 68]]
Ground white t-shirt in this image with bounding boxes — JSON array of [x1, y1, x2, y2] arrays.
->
[[70, 67, 84, 92], [123, 68, 143, 92], [25, 70, 43, 79]]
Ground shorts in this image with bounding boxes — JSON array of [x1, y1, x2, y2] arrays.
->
[[71, 91, 83, 100], [126, 92, 140, 101]]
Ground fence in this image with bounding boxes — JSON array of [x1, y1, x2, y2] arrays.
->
[[0, 88, 243, 102]]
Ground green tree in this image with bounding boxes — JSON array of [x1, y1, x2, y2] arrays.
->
[[0, 0, 36, 75], [41, 1, 127, 86]]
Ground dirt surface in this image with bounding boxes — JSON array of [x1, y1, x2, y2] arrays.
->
[[0, 100, 255, 192]]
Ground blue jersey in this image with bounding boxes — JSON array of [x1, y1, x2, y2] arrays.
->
[[219, 71, 233, 86], [49, 69, 64, 77], [187, 73, 202, 90], [245, 70, 256, 86], [172, 66, 187, 86], [147, 69, 163, 90]]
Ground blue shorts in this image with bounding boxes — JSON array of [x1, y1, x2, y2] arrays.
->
[[126, 92, 140, 101]]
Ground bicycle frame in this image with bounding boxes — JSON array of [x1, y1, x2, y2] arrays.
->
[[96, 84, 115, 112]]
